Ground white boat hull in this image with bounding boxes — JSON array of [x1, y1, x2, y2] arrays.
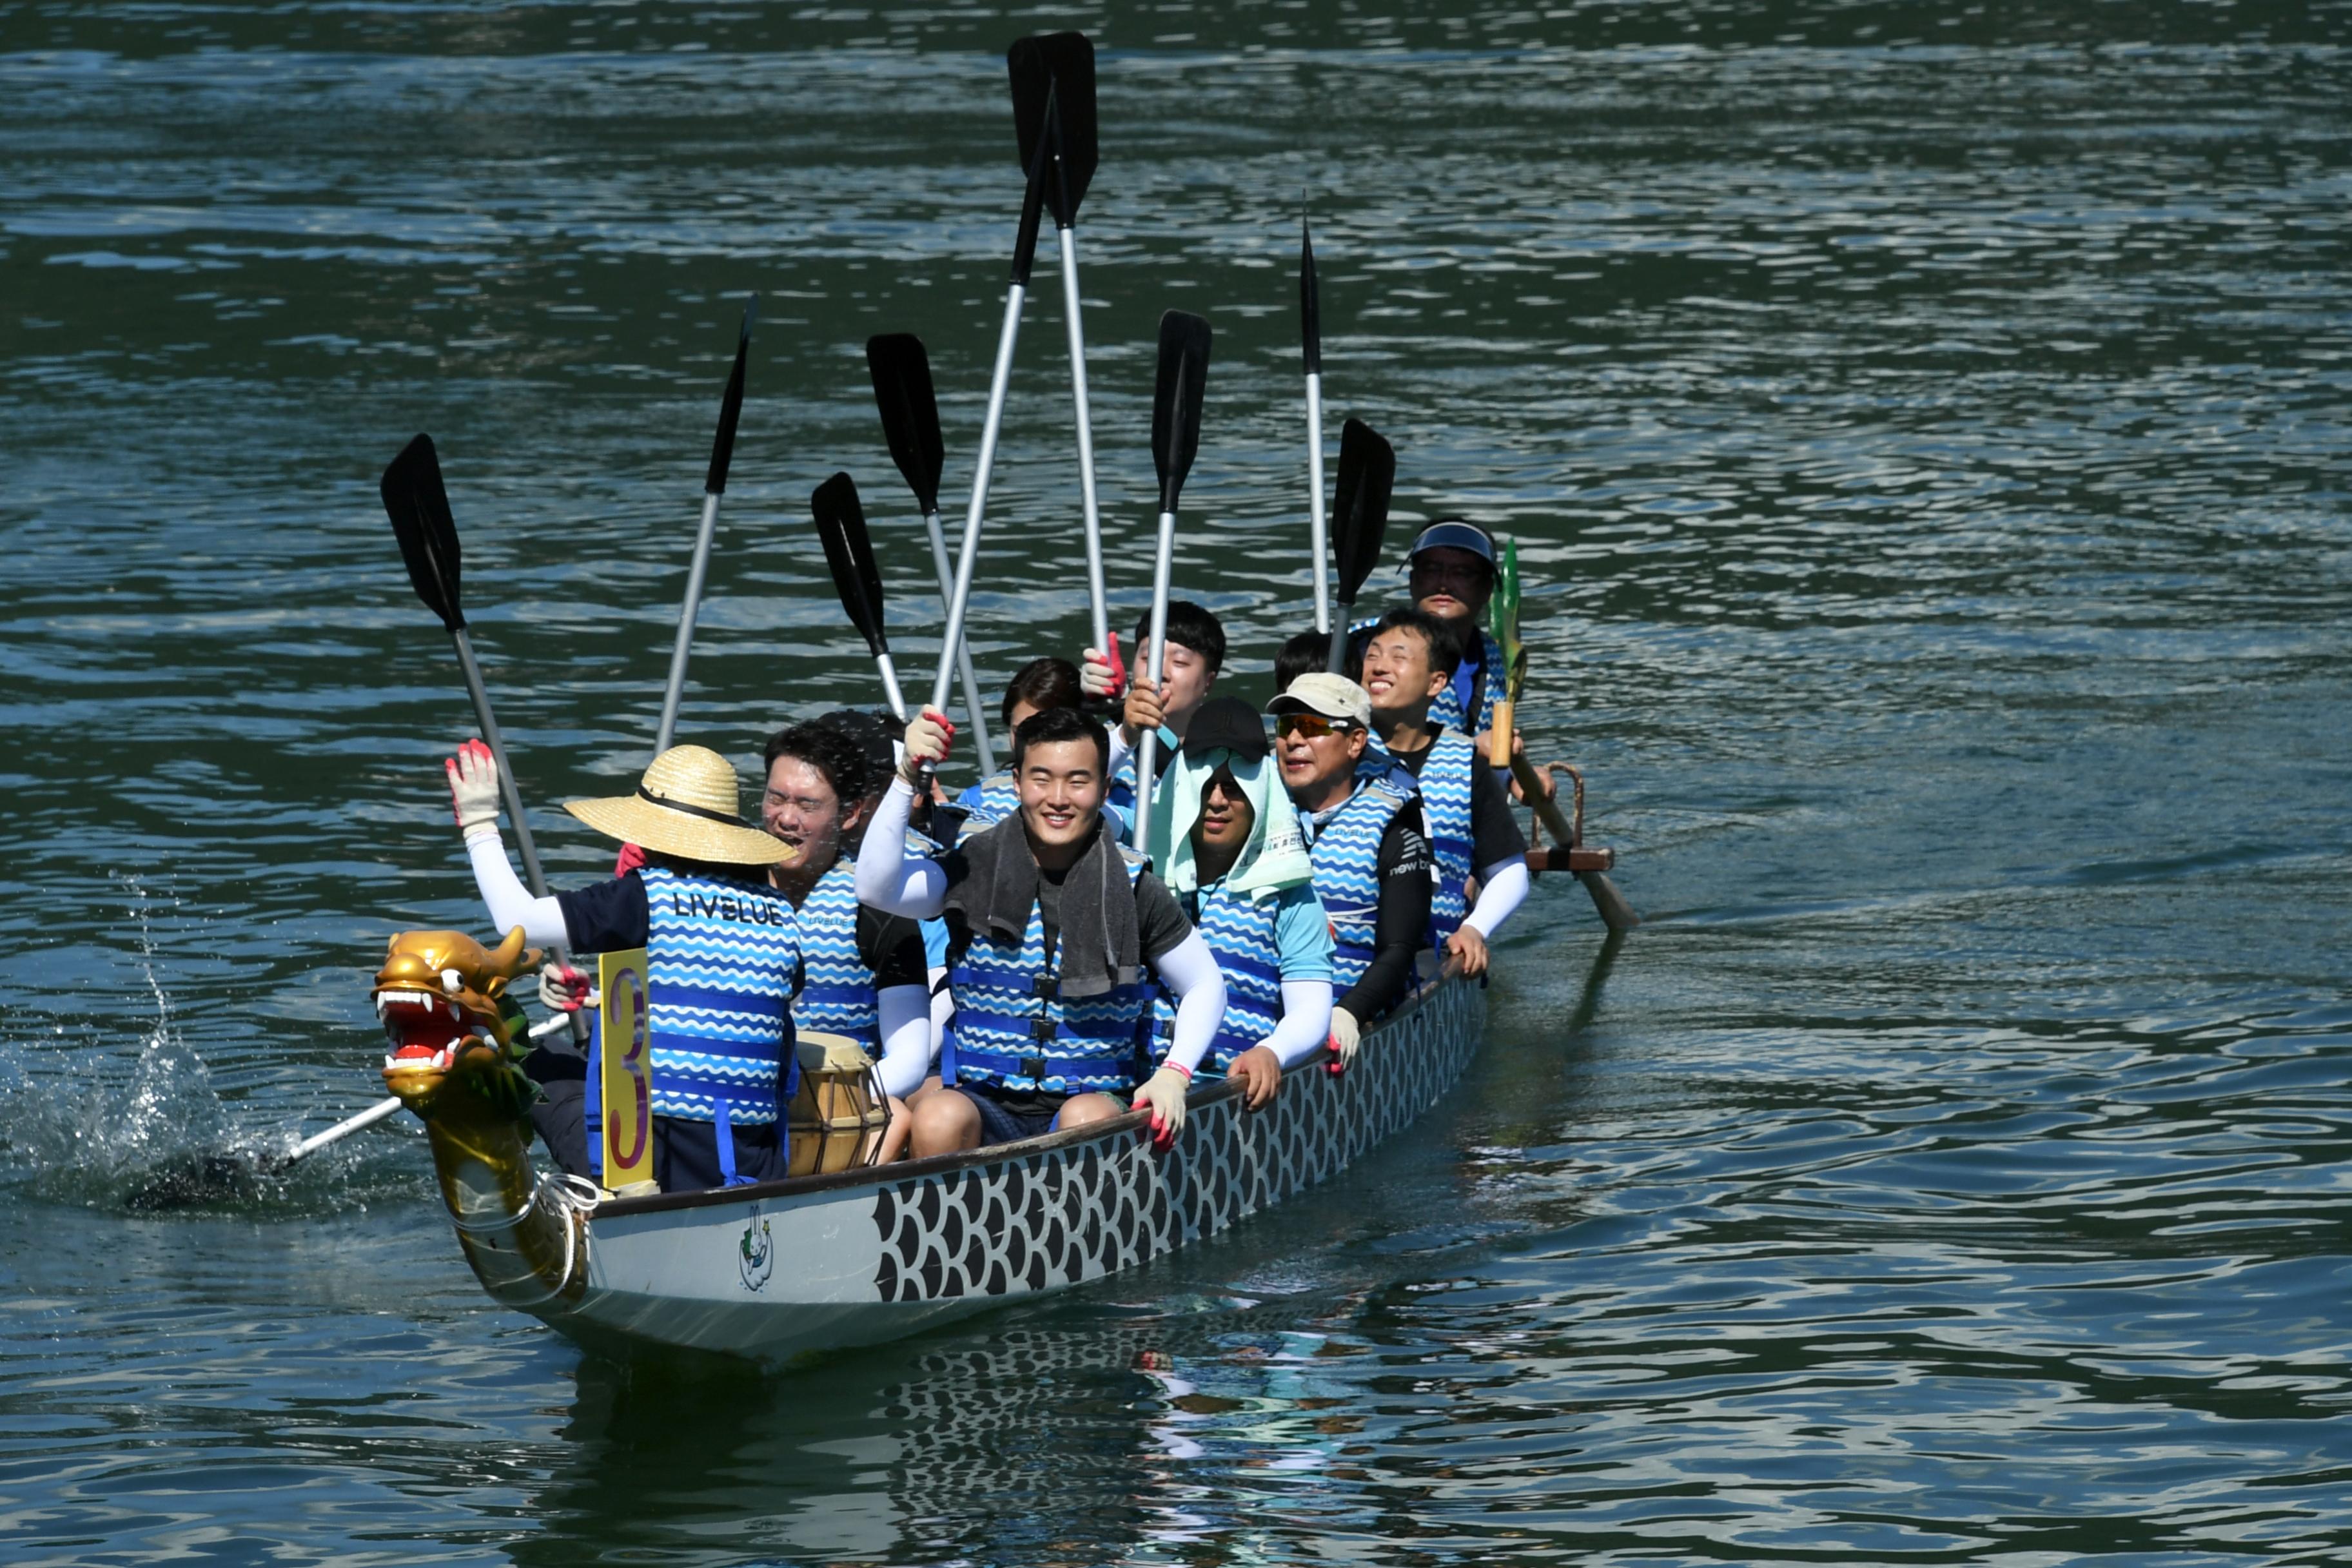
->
[[502, 975, 1486, 1363]]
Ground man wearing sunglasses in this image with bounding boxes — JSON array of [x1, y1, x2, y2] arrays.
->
[[1268, 674, 1435, 1069]]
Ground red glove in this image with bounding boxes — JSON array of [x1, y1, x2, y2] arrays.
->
[[612, 841, 646, 876]]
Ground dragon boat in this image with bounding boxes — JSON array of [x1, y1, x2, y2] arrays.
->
[[375, 928, 1487, 1365]]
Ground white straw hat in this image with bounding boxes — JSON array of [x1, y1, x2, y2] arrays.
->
[[562, 746, 797, 867]]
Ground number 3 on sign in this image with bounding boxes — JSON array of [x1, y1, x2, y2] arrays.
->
[[598, 948, 653, 1190]]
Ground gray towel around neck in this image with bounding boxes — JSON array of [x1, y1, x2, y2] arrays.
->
[[943, 811, 1141, 997]]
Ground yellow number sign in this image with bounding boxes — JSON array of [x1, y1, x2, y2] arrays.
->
[[598, 948, 653, 1190]]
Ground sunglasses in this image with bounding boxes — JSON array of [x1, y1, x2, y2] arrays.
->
[[1275, 714, 1358, 740]]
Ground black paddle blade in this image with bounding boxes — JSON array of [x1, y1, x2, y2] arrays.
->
[[380, 433, 465, 633], [1008, 79, 1057, 287], [1150, 309, 1213, 513], [1300, 215, 1322, 375], [705, 294, 758, 496], [1008, 31, 1097, 228], [1329, 417, 1396, 606], [865, 333, 945, 514], [810, 471, 888, 657]]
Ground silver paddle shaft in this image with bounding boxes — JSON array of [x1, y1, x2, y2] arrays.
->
[[654, 488, 721, 754], [874, 653, 907, 721], [286, 1095, 404, 1164], [932, 282, 1026, 727], [451, 626, 588, 1046], [1306, 369, 1329, 633], [1130, 508, 1177, 850], [1058, 226, 1112, 660], [924, 509, 996, 774]]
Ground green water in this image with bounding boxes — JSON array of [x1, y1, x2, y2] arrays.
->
[[5, 3, 2351, 1563]]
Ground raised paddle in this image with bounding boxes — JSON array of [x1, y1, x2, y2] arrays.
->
[[1008, 31, 1113, 664], [656, 295, 756, 754], [865, 332, 997, 773], [925, 83, 1057, 790], [1486, 538, 1639, 932], [810, 471, 906, 720], [1130, 309, 1213, 853], [1324, 417, 1396, 674], [380, 433, 589, 1045], [1301, 213, 1331, 632]]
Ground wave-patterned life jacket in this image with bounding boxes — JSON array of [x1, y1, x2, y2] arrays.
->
[[1306, 770, 1421, 997], [1105, 724, 1175, 841], [1346, 616, 1505, 739], [1367, 728, 1478, 947], [1152, 879, 1284, 1075], [959, 771, 1021, 837], [642, 867, 802, 1126], [790, 858, 879, 1052], [944, 849, 1153, 1096]]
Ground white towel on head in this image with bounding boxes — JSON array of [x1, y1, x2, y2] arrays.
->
[[1146, 747, 1314, 902]]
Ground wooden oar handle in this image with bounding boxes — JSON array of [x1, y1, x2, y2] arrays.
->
[[1510, 750, 1580, 849]]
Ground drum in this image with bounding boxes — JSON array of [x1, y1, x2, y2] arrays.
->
[[787, 1030, 890, 1176]]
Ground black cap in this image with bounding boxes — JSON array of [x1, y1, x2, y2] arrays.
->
[[1180, 695, 1269, 765]]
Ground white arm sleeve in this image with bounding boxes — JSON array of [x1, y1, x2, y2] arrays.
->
[[1464, 856, 1530, 941], [466, 828, 569, 947], [1262, 979, 1334, 1069], [854, 779, 949, 917], [1150, 931, 1228, 1076], [1108, 724, 1135, 779], [874, 984, 934, 1101]]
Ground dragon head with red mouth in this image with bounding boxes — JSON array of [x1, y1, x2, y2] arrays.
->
[[373, 927, 541, 1110]]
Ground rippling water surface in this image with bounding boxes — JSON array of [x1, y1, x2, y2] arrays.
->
[[5, 2, 2350, 1563]]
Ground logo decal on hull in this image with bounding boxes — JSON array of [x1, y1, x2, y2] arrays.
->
[[739, 1204, 774, 1292]]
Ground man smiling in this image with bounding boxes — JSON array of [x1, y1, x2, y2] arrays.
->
[[758, 720, 932, 1162], [1358, 608, 1529, 979], [857, 705, 1228, 1156], [1268, 672, 1433, 1067]]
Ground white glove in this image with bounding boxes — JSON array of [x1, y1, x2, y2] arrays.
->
[[446, 738, 502, 839], [1327, 1006, 1362, 1073], [899, 707, 955, 779], [1131, 1063, 1191, 1150], [539, 963, 594, 1014], [1080, 632, 1126, 700]]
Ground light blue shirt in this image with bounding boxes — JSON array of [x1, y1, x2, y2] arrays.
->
[[1267, 881, 1337, 983]]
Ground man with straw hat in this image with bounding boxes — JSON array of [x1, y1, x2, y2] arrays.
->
[[1137, 695, 1337, 1108], [447, 738, 805, 1191], [1268, 672, 1434, 1070], [856, 704, 1229, 1156]]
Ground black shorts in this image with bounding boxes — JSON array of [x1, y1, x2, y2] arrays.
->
[[954, 1083, 1067, 1146], [651, 1114, 785, 1192]]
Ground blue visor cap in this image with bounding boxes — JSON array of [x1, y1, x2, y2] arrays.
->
[[1407, 520, 1496, 567]]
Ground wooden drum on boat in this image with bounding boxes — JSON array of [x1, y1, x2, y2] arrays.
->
[[787, 1030, 889, 1176]]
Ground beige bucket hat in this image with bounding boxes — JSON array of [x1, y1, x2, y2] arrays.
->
[[563, 745, 797, 867]]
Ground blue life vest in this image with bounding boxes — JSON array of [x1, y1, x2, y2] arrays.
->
[[1413, 730, 1478, 945], [1152, 879, 1284, 1075], [958, 770, 1021, 837], [640, 867, 802, 1126], [790, 858, 879, 1051], [1366, 728, 1478, 946], [1346, 616, 1504, 738], [943, 848, 1154, 1096], [1306, 770, 1421, 997], [1106, 725, 1176, 840]]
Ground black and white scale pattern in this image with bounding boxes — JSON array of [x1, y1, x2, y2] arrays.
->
[[868, 977, 1485, 1304]]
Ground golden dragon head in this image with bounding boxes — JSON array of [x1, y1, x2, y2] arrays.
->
[[373, 927, 541, 1112]]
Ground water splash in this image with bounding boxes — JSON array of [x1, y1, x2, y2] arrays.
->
[[0, 877, 386, 1213]]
